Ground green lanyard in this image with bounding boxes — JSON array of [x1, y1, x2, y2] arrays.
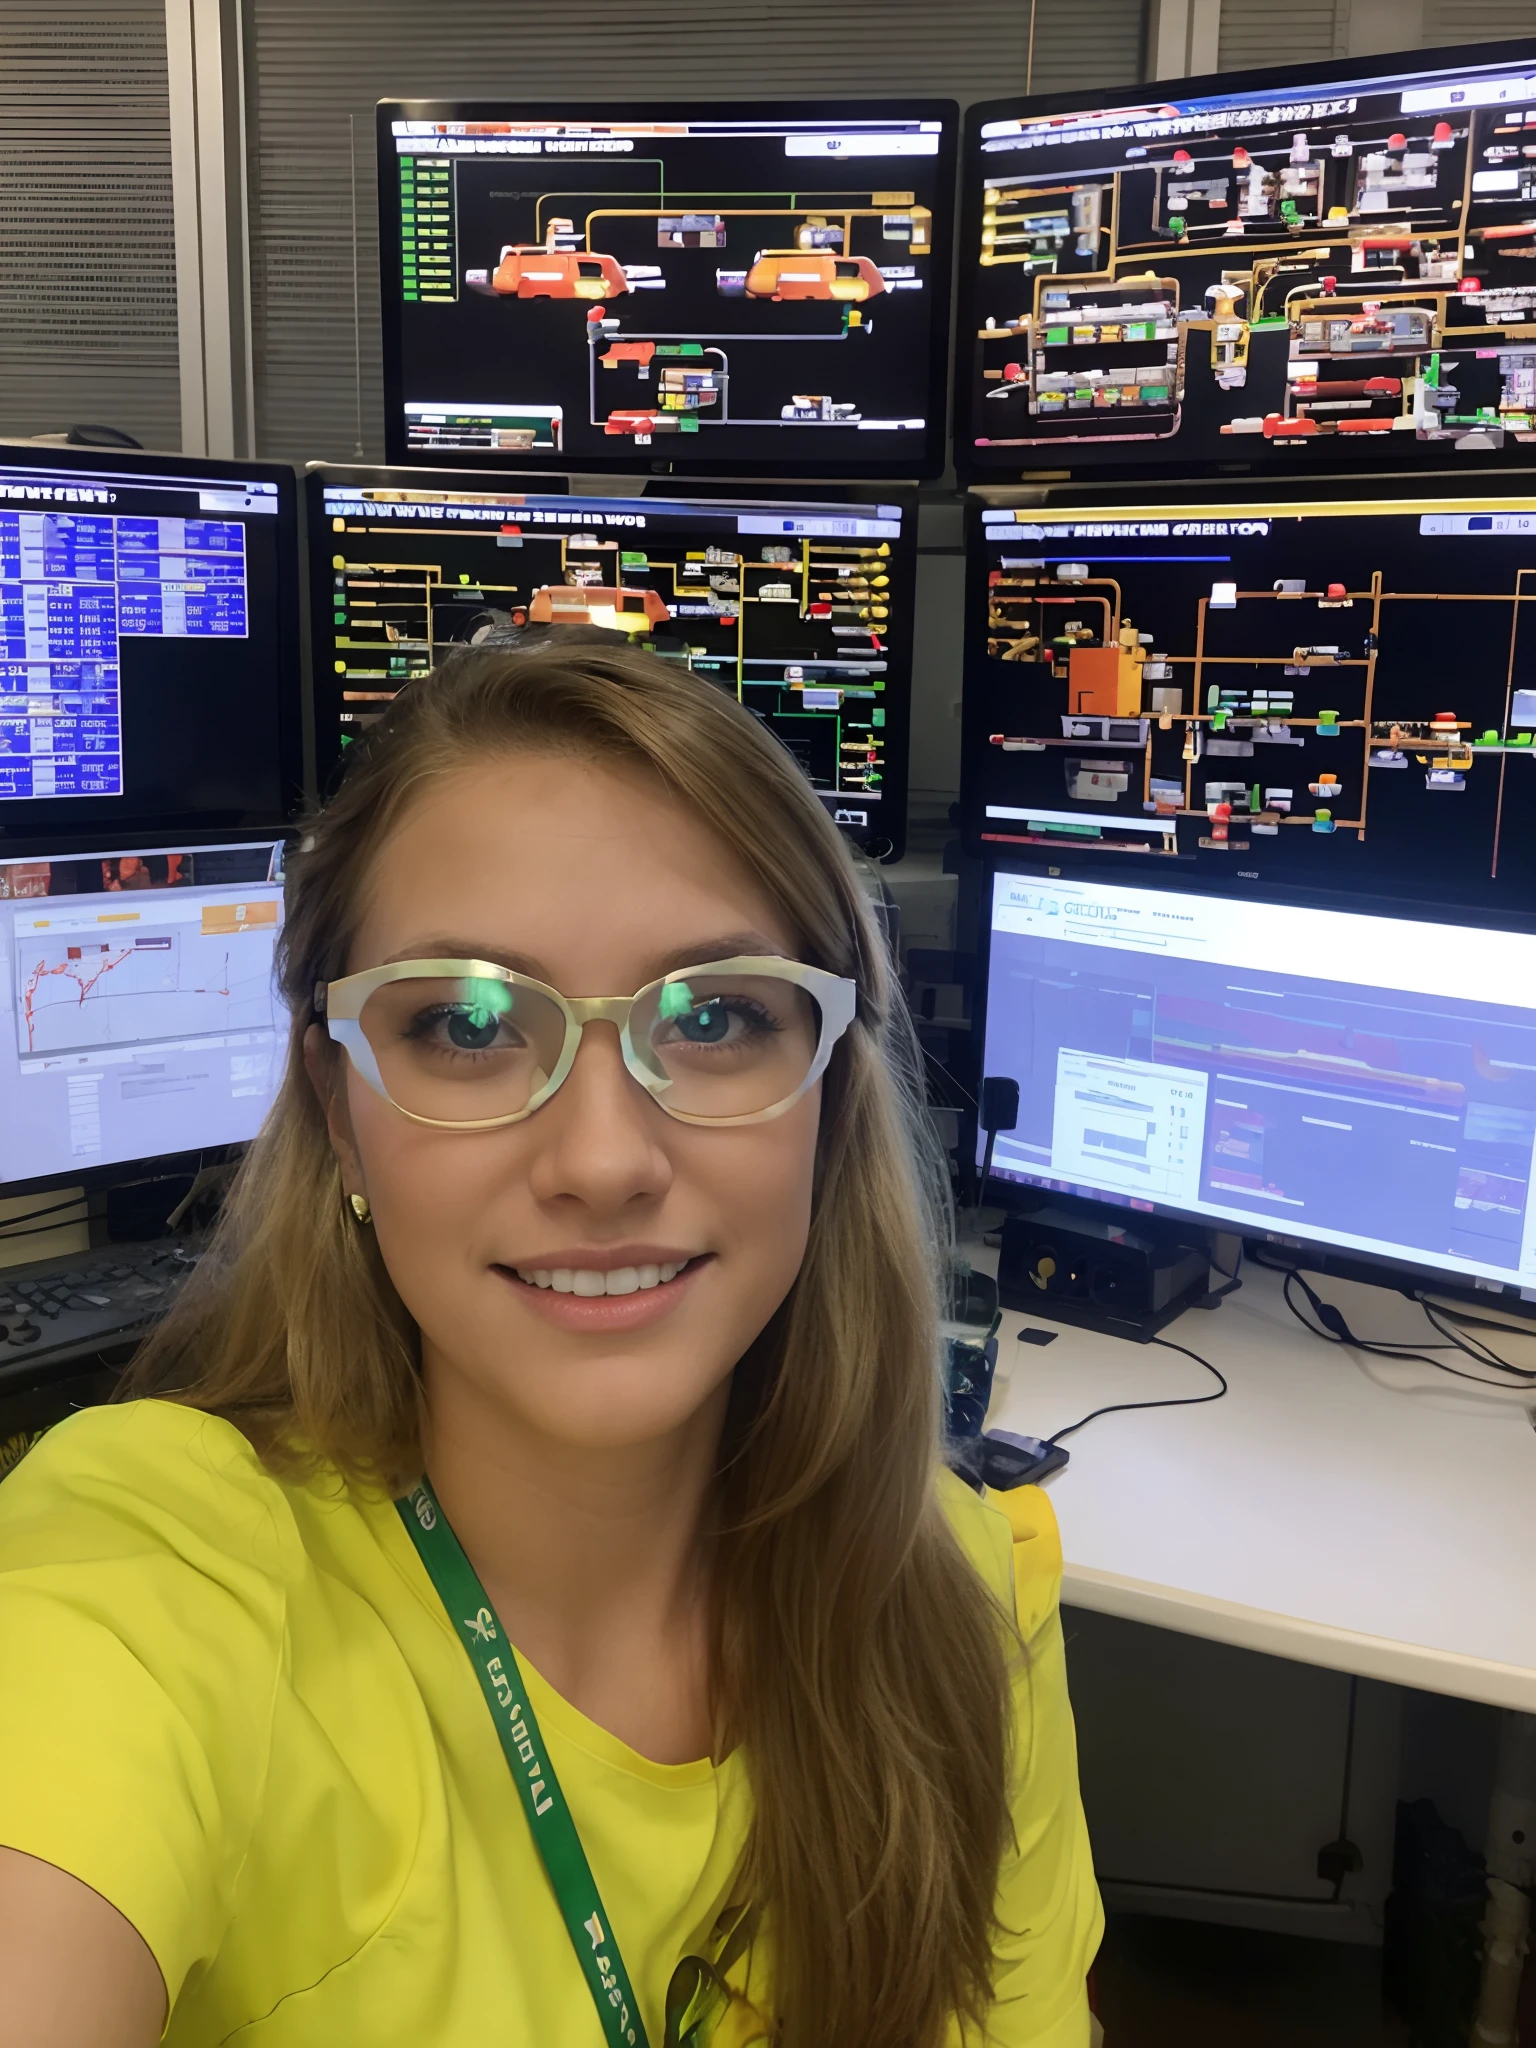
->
[[398, 1479, 652, 2048]]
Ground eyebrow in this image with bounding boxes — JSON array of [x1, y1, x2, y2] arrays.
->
[[382, 931, 789, 983]]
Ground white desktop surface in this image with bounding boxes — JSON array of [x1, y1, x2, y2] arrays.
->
[[977, 1249, 1536, 1712]]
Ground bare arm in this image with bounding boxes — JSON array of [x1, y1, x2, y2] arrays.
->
[[0, 1847, 165, 2048]]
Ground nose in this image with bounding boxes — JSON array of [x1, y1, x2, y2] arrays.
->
[[524, 1019, 674, 1217]]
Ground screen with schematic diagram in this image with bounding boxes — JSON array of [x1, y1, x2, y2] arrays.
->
[[962, 492, 1536, 911], [980, 868, 1536, 1294], [311, 469, 915, 857], [378, 100, 956, 478], [957, 39, 1536, 479]]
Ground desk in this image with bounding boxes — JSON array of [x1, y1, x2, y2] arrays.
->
[[977, 1252, 1536, 1714]]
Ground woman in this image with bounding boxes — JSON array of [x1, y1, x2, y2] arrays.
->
[[0, 646, 1101, 2047]]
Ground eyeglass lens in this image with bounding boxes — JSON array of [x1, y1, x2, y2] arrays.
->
[[356, 969, 823, 1123]]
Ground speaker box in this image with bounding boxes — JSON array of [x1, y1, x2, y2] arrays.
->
[[998, 1203, 1211, 1342]]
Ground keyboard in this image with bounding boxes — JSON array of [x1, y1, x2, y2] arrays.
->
[[0, 1239, 200, 1383]]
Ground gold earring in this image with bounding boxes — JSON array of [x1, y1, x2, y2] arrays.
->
[[349, 1193, 372, 1225]]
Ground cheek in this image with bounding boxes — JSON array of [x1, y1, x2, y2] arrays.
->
[[345, 1075, 514, 1264], [689, 1098, 820, 1300]]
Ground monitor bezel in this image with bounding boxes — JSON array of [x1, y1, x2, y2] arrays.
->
[[308, 464, 919, 862], [955, 35, 1536, 485], [974, 852, 1536, 1308], [0, 440, 305, 854], [376, 97, 959, 482]]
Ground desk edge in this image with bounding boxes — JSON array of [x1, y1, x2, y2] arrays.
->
[[1062, 1562, 1536, 1713]]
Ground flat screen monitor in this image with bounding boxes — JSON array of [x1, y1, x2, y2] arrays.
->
[[378, 100, 957, 479], [0, 836, 286, 1195], [957, 38, 1536, 481], [962, 485, 1536, 913], [980, 868, 1536, 1295], [312, 467, 914, 858], [0, 443, 302, 847]]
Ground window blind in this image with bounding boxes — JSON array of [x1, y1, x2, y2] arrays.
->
[[242, 0, 1146, 463], [0, 4, 179, 450]]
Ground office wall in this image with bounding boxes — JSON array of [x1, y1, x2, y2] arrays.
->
[[1218, 0, 1533, 68], [0, 4, 181, 450], [241, 0, 1149, 465]]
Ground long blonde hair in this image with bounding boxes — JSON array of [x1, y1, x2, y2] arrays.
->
[[127, 646, 1015, 2048]]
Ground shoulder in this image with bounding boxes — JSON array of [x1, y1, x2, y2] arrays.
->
[[936, 1467, 1065, 1643], [0, 1398, 308, 1593]]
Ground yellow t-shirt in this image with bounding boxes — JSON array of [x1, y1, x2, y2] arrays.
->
[[0, 1400, 1101, 2046]]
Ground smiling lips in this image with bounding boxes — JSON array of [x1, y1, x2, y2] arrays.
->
[[514, 1260, 689, 1296], [494, 1251, 708, 1330]]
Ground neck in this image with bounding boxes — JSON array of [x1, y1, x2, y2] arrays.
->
[[419, 1351, 727, 1763]]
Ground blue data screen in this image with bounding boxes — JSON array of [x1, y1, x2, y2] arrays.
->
[[981, 870, 1536, 1287], [0, 511, 248, 799]]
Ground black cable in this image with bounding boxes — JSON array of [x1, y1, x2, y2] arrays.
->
[[0, 1194, 89, 1237], [1043, 1335, 1228, 1447], [1414, 1294, 1536, 1379], [0, 1212, 89, 1245], [1330, 1675, 1360, 1905], [1414, 1292, 1536, 1340], [1281, 1268, 1534, 1392]]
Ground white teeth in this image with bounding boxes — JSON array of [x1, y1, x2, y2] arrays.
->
[[514, 1259, 692, 1295]]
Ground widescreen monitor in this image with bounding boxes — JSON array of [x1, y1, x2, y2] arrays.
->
[[980, 869, 1536, 1296], [0, 837, 285, 1195], [962, 486, 1536, 913], [378, 100, 957, 479], [0, 443, 302, 846], [957, 38, 1536, 481], [312, 467, 914, 857]]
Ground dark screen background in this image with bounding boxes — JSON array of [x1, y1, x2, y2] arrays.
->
[[0, 451, 301, 854], [962, 496, 1536, 913], [957, 42, 1536, 482], [380, 101, 956, 478]]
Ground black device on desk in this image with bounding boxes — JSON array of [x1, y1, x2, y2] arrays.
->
[[0, 1240, 203, 1381], [997, 1198, 1212, 1342], [0, 833, 288, 1385]]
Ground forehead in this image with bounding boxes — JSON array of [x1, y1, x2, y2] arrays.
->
[[348, 751, 799, 986]]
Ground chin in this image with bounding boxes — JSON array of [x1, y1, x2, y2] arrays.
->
[[496, 1356, 734, 1453]]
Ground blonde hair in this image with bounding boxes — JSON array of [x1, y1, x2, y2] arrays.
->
[[127, 646, 1015, 2048]]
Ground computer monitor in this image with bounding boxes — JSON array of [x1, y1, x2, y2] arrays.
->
[[979, 867, 1536, 1296], [311, 466, 915, 858], [0, 443, 302, 845], [0, 836, 286, 1195], [956, 37, 1536, 481], [962, 484, 1536, 913], [377, 100, 957, 479]]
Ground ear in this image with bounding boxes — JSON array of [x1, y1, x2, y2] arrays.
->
[[303, 1023, 366, 1200]]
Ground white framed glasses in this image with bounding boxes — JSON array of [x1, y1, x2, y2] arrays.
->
[[317, 955, 857, 1131]]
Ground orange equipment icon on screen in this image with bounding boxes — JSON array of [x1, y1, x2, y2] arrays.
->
[[489, 247, 629, 300], [743, 251, 886, 302]]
